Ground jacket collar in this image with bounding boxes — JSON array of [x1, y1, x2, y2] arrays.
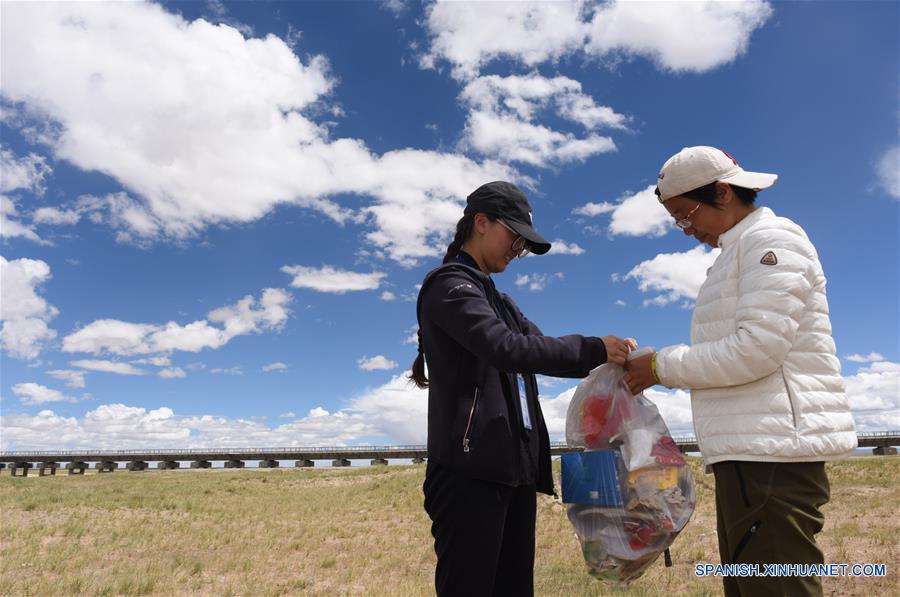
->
[[717, 206, 775, 250]]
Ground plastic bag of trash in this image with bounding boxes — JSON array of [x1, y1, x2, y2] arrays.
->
[[562, 348, 695, 585]]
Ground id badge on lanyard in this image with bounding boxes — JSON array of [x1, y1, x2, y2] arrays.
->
[[517, 374, 532, 431]]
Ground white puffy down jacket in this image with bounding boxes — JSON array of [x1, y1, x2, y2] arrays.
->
[[656, 207, 857, 465]]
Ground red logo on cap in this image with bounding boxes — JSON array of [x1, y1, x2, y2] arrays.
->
[[721, 150, 739, 166]]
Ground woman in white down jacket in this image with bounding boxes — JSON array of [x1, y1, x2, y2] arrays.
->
[[624, 146, 856, 597]]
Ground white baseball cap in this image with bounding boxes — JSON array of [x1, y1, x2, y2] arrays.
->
[[656, 146, 778, 203]]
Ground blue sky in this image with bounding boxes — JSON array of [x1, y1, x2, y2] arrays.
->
[[1, 0, 897, 451]]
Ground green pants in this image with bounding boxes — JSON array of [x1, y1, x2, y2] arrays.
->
[[713, 461, 830, 597]]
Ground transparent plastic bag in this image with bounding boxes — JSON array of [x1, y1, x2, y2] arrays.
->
[[562, 348, 695, 585]]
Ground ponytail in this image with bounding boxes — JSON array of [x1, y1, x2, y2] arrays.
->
[[409, 214, 477, 389]]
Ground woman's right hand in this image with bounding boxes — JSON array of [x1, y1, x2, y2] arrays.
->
[[602, 335, 638, 365]]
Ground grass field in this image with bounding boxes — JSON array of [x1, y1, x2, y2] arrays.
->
[[0, 457, 896, 596]]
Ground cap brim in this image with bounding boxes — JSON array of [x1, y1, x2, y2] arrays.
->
[[505, 219, 551, 255], [720, 170, 778, 192]]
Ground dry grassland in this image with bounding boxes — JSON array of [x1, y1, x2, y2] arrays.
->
[[0, 457, 896, 596]]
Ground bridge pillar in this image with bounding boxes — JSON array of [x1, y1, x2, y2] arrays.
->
[[66, 462, 87, 475], [224, 459, 245, 469], [332, 458, 351, 467], [258, 459, 279, 468], [157, 460, 180, 470], [126, 461, 148, 471], [10, 462, 32, 477], [370, 458, 388, 466], [295, 459, 314, 468], [190, 460, 212, 469], [38, 462, 59, 476], [97, 461, 118, 473], [873, 446, 897, 456], [412, 457, 426, 464]]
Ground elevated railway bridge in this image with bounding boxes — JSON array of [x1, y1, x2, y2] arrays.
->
[[1, 431, 896, 476]]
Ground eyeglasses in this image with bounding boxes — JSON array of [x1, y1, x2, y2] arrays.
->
[[674, 202, 702, 230], [497, 219, 530, 258]]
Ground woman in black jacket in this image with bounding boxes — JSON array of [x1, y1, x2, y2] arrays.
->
[[410, 181, 635, 596]]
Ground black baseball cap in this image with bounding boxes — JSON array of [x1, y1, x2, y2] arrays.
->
[[463, 181, 552, 255]]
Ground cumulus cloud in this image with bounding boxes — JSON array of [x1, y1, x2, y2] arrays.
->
[[875, 146, 899, 199], [380, 291, 397, 301], [1, 195, 47, 244], [845, 361, 900, 431], [158, 367, 187, 379], [0, 256, 58, 359], [0, 148, 52, 195], [422, 0, 772, 79], [624, 245, 720, 306], [574, 185, 671, 237], [546, 239, 585, 255], [460, 73, 622, 166], [282, 265, 386, 294], [11, 382, 78, 406], [515, 272, 564, 292], [62, 287, 291, 356], [1, 1, 515, 266], [46, 369, 87, 389], [69, 360, 147, 376], [262, 362, 288, 372], [845, 352, 886, 364], [32, 206, 81, 226], [358, 355, 399, 371]]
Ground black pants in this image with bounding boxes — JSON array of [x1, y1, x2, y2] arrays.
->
[[423, 462, 537, 597], [713, 461, 830, 597]]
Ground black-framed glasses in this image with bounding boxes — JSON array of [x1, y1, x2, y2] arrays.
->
[[674, 202, 703, 230], [497, 219, 530, 258]]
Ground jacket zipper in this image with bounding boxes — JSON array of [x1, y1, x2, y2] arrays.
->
[[780, 368, 800, 429], [731, 520, 762, 563], [462, 387, 480, 453]]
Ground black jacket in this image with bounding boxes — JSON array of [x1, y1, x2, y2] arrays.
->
[[417, 259, 608, 495]]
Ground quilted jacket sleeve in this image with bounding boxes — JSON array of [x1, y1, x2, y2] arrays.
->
[[656, 225, 816, 389]]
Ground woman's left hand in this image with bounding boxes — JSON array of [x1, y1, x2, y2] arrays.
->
[[623, 352, 657, 395]]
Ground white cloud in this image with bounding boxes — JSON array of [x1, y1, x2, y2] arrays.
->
[[358, 355, 399, 371], [845, 361, 900, 431], [11, 382, 78, 406], [279, 411, 297, 419], [1, 1, 516, 266], [547, 239, 585, 255], [62, 287, 290, 356], [0, 256, 58, 359], [282, 265, 386, 294], [31, 206, 81, 226], [0, 148, 52, 195], [422, 0, 772, 79], [574, 185, 671, 237], [210, 367, 243, 375], [132, 356, 172, 367], [515, 272, 564, 292], [875, 146, 899, 199], [380, 291, 397, 301], [625, 245, 720, 306], [459, 73, 622, 167], [1, 195, 47, 244], [346, 373, 428, 443], [585, 1, 773, 73], [262, 362, 288, 372], [46, 369, 87, 389], [70, 359, 147, 376], [615, 299, 626, 307], [846, 352, 886, 364], [159, 367, 186, 379]]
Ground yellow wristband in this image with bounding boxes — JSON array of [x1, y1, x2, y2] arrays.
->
[[650, 353, 660, 383]]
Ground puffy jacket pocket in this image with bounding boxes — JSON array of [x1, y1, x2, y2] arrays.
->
[[780, 369, 800, 429]]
